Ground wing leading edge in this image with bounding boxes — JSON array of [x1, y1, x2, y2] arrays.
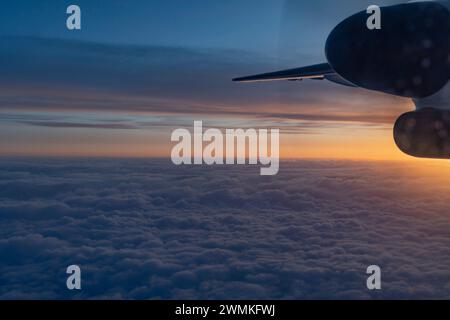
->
[[232, 63, 335, 82]]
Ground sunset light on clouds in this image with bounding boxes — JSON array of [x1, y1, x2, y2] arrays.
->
[[2, 0, 450, 301]]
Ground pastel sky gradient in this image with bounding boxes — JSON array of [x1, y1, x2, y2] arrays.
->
[[0, 0, 435, 160], [2, 1, 450, 301]]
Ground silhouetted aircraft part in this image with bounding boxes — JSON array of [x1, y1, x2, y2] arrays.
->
[[394, 108, 450, 158], [324, 74, 358, 87], [326, 2, 450, 99], [232, 63, 335, 82], [233, 1, 450, 159], [235, 2, 450, 96]]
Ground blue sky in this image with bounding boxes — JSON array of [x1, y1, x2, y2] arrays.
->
[[0, 0, 402, 57], [0, 0, 284, 52], [0, 0, 412, 159]]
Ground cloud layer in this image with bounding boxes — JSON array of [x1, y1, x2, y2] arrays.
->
[[0, 36, 408, 126], [0, 158, 449, 299]]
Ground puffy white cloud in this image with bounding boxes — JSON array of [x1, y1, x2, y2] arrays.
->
[[0, 159, 449, 299]]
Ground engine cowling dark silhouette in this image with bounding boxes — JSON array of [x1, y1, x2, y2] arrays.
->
[[394, 108, 450, 158], [325, 2, 450, 99]]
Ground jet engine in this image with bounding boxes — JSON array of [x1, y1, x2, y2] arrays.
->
[[394, 108, 450, 158], [325, 2, 450, 99]]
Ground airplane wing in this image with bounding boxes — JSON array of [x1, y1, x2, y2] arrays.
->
[[232, 63, 336, 82]]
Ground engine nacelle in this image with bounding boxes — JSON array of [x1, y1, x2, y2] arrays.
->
[[325, 2, 450, 99], [394, 108, 450, 158]]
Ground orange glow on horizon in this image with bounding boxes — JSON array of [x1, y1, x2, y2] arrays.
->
[[0, 123, 445, 164]]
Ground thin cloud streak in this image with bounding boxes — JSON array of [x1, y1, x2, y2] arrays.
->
[[0, 36, 411, 128]]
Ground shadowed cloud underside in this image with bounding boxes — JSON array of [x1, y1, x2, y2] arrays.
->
[[0, 159, 449, 299]]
